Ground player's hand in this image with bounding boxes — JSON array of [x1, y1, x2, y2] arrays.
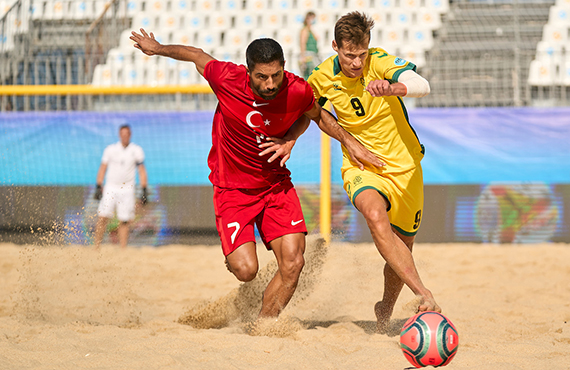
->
[[366, 79, 394, 97], [94, 184, 103, 200], [130, 28, 160, 56], [258, 136, 295, 167], [140, 187, 148, 205], [344, 138, 386, 171]]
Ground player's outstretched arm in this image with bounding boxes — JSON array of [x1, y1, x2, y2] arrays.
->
[[130, 28, 215, 76], [306, 103, 385, 171], [258, 115, 311, 167]]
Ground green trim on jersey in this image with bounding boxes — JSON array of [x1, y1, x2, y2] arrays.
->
[[333, 56, 342, 75], [352, 186, 392, 212]]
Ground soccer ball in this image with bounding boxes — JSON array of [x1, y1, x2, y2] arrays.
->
[[399, 311, 459, 368]]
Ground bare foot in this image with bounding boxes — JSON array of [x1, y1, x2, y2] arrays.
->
[[417, 292, 441, 313], [374, 300, 394, 334]]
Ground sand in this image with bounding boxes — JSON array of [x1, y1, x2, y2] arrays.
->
[[1, 238, 569, 370]]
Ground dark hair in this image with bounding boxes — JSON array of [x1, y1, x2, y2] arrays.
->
[[245, 38, 285, 71], [334, 11, 375, 48], [119, 124, 131, 131]]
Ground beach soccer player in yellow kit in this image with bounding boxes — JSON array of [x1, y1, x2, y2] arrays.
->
[[307, 11, 441, 332]]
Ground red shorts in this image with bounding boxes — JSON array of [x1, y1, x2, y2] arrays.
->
[[213, 179, 307, 256]]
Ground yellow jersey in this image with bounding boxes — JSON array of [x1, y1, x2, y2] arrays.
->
[[307, 47, 425, 175]]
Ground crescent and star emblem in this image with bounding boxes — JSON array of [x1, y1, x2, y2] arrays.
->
[[246, 111, 262, 128]]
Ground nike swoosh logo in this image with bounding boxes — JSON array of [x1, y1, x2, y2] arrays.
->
[[253, 101, 269, 107], [291, 220, 303, 226]]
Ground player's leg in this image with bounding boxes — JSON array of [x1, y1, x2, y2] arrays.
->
[[225, 241, 259, 282], [374, 230, 415, 332], [116, 187, 136, 248], [259, 232, 305, 318], [94, 216, 109, 249], [118, 221, 130, 248], [353, 189, 439, 329], [94, 186, 116, 249], [255, 179, 307, 318]]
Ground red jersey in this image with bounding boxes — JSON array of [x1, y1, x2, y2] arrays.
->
[[203, 60, 315, 189]]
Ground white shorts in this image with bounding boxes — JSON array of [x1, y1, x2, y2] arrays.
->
[[97, 185, 136, 222]]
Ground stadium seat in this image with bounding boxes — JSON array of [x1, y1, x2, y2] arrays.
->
[[392, 9, 413, 28], [377, 0, 395, 10], [43, 0, 65, 19], [158, 13, 180, 31], [260, 12, 283, 30], [126, 0, 143, 16], [220, 0, 241, 11], [346, 0, 371, 11], [535, 41, 564, 65], [244, 0, 268, 12], [548, 5, 570, 25], [399, 45, 426, 68], [275, 28, 301, 55], [234, 11, 258, 29], [224, 28, 249, 54], [287, 11, 306, 28], [542, 24, 568, 45], [273, 0, 293, 11], [92, 64, 112, 86], [418, 8, 442, 30], [118, 29, 137, 51], [250, 28, 276, 40], [321, 0, 342, 12], [210, 12, 231, 29], [71, 0, 89, 19], [171, 30, 193, 46], [196, 29, 223, 51], [564, 61, 570, 85], [425, 0, 449, 14], [528, 60, 555, 86], [183, 12, 208, 31], [132, 13, 158, 31], [170, 0, 189, 13], [380, 29, 404, 49], [296, 0, 318, 11], [195, 0, 215, 12], [408, 26, 434, 50]]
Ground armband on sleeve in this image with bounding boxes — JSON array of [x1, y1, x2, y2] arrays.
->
[[399, 70, 431, 98]]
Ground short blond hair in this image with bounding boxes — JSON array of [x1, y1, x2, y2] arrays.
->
[[334, 12, 375, 48]]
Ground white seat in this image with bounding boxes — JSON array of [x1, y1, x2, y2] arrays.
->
[[287, 11, 306, 28], [380, 29, 404, 49], [119, 29, 137, 51], [125, 0, 143, 16], [542, 24, 568, 45], [245, 0, 268, 12], [392, 9, 413, 27], [94, 0, 112, 18], [424, 0, 449, 14], [273, 0, 293, 11], [158, 13, 180, 31], [70, 0, 89, 19], [407, 27, 434, 50], [321, 0, 343, 12], [417, 8, 442, 30], [563, 61, 570, 85], [194, 0, 215, 12], [171, 0, 190, 13], [535, 41, 564, 65], [528, 60, 555, 86], [220, 0, 241, 11], [92, 64, 112, 86], [400, 0, 421, 9], [183, 12, 208, 31], [43, 0, 65, 19], [234, 11, 258, 29], [250, 28, 276, 40], [132, 13, 158, 31], [210, 12, 231, 29], [296, 0, 318, 11], [555, 0, 570, 6], [399, 45, 426, 68], [171, 30, 194, 45], [549, 5, 570, 26], [260, 12, 284, 30], [275, 28, 301, 55], [346, 0, 371, 11], [196, 30, 223, 51], [224, 28, 249, 52]]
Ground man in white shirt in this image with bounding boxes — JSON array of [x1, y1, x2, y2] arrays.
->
[[93, 125, 148, 249]]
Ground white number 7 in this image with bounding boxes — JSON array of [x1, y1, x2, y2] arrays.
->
[[227, 222, 240, 244]]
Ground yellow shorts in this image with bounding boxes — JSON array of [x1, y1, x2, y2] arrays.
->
[[343, 165, 424, 236]]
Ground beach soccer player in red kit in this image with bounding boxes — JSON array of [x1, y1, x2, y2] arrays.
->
[[130, 29, 383, 321]]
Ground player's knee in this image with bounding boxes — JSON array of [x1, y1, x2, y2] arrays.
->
[[230, 260, 258, 282], [280, 254, 305, 283]]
